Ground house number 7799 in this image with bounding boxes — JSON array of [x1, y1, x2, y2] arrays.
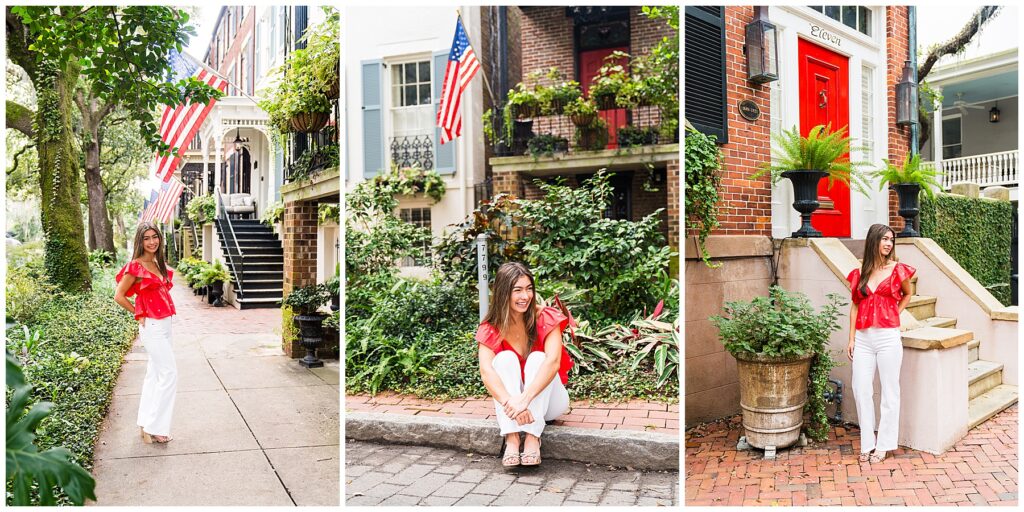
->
[[810, 25, 841, 47]]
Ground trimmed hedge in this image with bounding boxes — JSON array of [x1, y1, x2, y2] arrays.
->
[[920, 193, 1013, 305]]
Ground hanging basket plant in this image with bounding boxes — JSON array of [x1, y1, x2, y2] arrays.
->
[[289, 111, 330, 133], [564, 96, 599, 127]]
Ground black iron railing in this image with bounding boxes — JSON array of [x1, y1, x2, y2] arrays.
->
[[215, 189, 245, 294], [390, 135, 434, 171]]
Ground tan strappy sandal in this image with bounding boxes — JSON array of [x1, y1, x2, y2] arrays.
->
[[521, 438, 542, 466], [869, 450, 887, 463]]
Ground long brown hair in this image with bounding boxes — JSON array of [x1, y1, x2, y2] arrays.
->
[[483, 262, 538, 351], [859, 223, 897, 296], [132, 222, 169, 282]]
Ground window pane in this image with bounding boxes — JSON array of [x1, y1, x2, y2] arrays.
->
[[809, 6, 823, 13], [419, 84, 432, 105], [842, 6, 857, 30], [404, 63, 416, 84], [392, 65, 403, 86], [943, 145, 962, 160], [824, 6, 840, 20], [405, 85, 417, 106], [859, 7, 872, 36], [942, 118, 962, 145]]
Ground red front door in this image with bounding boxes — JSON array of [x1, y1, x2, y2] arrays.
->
[[798, 38, 851, 238], [580, 47, 628, 149]]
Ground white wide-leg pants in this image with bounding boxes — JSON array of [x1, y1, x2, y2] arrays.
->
[[136, 316, 177, 436], [492, 351, 570, 437], [852, 327, 903, 453]]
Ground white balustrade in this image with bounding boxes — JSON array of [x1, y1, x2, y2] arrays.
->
[[923, 150, 1018, 189]]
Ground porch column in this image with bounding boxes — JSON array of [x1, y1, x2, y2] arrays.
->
[[933, 87, 943, 181], [201, 136, 209, 196], [214, 128, 223, 215]]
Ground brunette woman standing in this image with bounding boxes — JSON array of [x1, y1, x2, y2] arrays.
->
[[846, 224, 915, 463], [114, 222, 178, 444]]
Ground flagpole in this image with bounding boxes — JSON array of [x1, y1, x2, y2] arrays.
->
[[184, 51, 261, 106], [456, 10, 497, 107]]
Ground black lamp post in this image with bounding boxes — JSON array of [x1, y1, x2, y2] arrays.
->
[[745, 6, 779, 84], [896, 61, 918, 126]]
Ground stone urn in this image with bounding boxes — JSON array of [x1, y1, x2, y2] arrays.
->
[[781, 169, 829, 238], [735, 351, 814, 456], [892, 183, 922, 237], [295, 313, 328, 368]]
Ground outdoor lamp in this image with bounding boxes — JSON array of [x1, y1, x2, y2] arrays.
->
[[895, 61, 918, 126], [744, 6, 779, 84], [232, 128, 248, 151], [989, 104, 1000, 123]]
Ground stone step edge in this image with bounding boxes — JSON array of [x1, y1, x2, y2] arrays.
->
[[967, 360, 1004, 385], [900, 326, 973, 350], [968, 385, 1018, 430], [345, 411, 679, 471]]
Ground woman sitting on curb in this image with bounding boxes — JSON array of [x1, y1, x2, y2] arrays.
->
[[476, 262, 573, 467]]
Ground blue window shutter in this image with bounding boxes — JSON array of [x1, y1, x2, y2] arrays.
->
[[433, 50, 456, 175], [362, 59, 384, 178]]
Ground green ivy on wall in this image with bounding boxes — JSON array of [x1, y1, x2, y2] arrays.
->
[[920, 193, 1013, 306]]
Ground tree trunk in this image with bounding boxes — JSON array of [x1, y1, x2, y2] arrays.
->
[[83, 126, 116, 254], [36, 59, 92, 293]]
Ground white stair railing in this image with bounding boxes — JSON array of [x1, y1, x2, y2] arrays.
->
[[925, 150, 1018, 189]]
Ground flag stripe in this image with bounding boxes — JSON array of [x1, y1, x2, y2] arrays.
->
[[436, 17, 480, 145], [151, 178, 184, 224], [155, 73, 226, 180]]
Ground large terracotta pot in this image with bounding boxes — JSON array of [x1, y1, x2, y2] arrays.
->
[[735, 351, 814, 451]]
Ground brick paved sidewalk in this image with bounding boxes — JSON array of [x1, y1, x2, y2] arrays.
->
[[685, 404, 1018, 506], [346, 393, 679, 436]]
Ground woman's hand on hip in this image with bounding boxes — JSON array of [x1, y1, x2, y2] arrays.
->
[[847, 340, 855, 361]]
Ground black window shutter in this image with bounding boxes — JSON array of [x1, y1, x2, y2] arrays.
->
[[685, 6, 728, 143]]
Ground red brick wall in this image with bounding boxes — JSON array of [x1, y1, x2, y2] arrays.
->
[[693, 6, 773, 237], [886, 6, 913, 231], [282, 199, 319, 357], [519, 7, 575, 81], [667, 160, 679, 248]]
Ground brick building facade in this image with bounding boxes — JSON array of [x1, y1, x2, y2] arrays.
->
[[684, 6, 914, 425]]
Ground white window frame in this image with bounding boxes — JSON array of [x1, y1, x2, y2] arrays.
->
[[383, 54, 434, 147], [861, 64, 875, 163], [241, 36, 252, 95], [398, 206, 433, 267], [942, 113, 963, 160]]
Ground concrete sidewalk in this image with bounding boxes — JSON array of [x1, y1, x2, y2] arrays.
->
[[89, 275, 340, 506]]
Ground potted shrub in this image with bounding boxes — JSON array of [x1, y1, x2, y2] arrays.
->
[[536, 68, 581, 116], [283, 283, 332, 368], [590, 58, 628, 110], [710, 286, 845, 458], [527, 133, 569, 158], [564, 96, 598, 127], [199, 260, 232, 307], [753, 124, 871, 238], [185, 194, 216, 225], [870, 153, 943, 238], [574, 117, 609, 151], [616, 125, 659, 148]]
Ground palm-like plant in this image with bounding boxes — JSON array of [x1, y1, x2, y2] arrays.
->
[[871, 153, 943, 199], [754, 124, 872, 195]]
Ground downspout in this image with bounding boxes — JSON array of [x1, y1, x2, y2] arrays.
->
[[909, 6, 918, 156]]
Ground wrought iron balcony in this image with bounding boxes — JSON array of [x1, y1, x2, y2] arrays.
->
[[390, 135, 434, 171]]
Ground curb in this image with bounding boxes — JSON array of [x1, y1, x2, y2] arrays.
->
[[345, 412, 679, 471]]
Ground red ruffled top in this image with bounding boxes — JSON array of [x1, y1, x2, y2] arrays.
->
[[115, 260, 176, 321], [847, 262, 916, 330], [476, 306, 574, 385]]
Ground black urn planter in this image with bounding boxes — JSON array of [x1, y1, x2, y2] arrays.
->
[[295, 313, 328, 368], [892, 183, 922, 238], [209, 281, 225, 307], [330, 294, 340, 312], [781, 169, 830, 238], [512, 120, 534, 156]]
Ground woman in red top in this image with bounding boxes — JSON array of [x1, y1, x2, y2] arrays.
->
[[846, 224, 915, 464], [476, 262, 572, 467], [114, 222, 178, 444]]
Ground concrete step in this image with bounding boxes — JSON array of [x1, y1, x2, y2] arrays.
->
[[968, 339, 981, 363], [921, 316, 957, 329], [968, 384, 1018, 430], [900, 326, 973, 350], [907, 295, 937, 321], [236, 296, 282, 310], [238, 288, 283, 299], [968, 360, 1004, 400]]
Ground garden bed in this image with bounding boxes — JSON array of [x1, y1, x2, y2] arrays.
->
[[6, 251, 137, 505]]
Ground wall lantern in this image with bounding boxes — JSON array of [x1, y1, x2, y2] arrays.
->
[[895, 61, 918, 126], [989, 104, 1000, 123], [744, 6, 779, 84], [232, 128, 249, 151]]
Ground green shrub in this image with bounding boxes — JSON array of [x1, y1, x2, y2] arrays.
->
[[5, 292, 136, 504], [920, 193, 1013, 306], [367, 278, 477, 343]]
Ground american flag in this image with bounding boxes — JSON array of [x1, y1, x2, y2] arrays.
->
[[140, 188, 160, 223], [153, 49, 228, 182], [436, 16, 480, 144], [146, 177, 185, 225]]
